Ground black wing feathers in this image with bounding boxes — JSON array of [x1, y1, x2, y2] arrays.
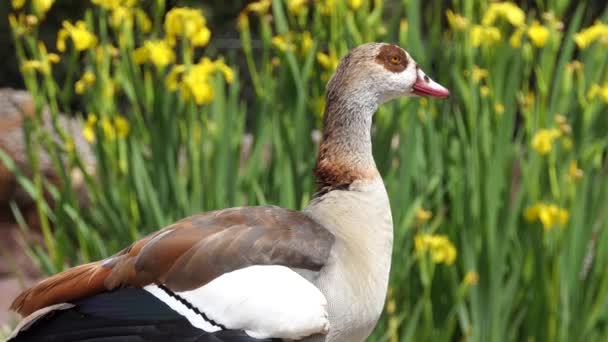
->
[[10, 287, 279, 342]]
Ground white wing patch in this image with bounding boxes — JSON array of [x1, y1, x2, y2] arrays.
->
[[144, 265, 330, 340]]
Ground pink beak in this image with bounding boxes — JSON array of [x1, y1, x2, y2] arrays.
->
[[412, 68, 450, 98]]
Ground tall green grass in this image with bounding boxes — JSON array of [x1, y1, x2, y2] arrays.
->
[[3, 0, 608, 341]]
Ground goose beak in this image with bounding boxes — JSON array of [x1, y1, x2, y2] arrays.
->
[[412, 67, 450, 98]]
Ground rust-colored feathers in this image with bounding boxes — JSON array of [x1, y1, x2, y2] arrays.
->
[[10, 262, 111, 316], [11, 206, 334, 317]]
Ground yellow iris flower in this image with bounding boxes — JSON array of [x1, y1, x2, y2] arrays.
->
[[482, 2, 525, 27], [531, 128, 561, 155], [574, 22, 608, 49], [133, 40, 175, 69], [164, 7, 211, 47], [471, 25, 501, 47], [524, 203, 569, 230], [527, 21, 550, 47], [288, 0, 307, 15], [57, 20, 98, 52], [414, 234, 457, 265], [446, 10, 468, 31]]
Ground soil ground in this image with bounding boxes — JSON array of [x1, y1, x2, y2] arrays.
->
[[0, 212, 40, 331]]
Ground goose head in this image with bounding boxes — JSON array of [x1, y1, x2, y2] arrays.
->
[[316, 43, 450, 191], [325, 42, 449, 107]]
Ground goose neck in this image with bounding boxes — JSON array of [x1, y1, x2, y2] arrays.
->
[[314, 96, 379, 191]]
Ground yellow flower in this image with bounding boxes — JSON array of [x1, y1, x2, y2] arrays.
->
[[568, 160, 584, 182], [110, 6, 132, 29], [237, 13, 249, 31], [288, 0, 307, 15], [587, 84, 608, 103], [445, 9, 468, 31], [214, 58, 235, 84], [47, 53, 60, 64], [531, 128, 561, 155], [482, 2, 525, 27], [82, 126, 96, 143], [470, 65, 488, 82], [167, 58, 232, 102], [64, 137, 75, 153], [400, 19, 408, 36], [246, 0, 272, 14], [104, 2, 149, 32], [133, 40, 175, 69], [164, 7, 211, 47], [348, 0, 363, 11], [100, 117, 116, 140], [12, 0, 26, 10], [75, 71, 96, 94], [471, 25, 501, 47], [57, 20, 98, 52], [554, 114, 571, 135], [191, 26, 211, 47], [494, 103, 505, 114], [271, 35, 294, 52], [480, 86, 490, 97], [377, 25, 387, 37], [91, 0, 138, 9], [524, 203, 569, 230], [22, 14, 38, 27], [82, 113, 98, 143], [165, 64, 186, 90], [21, 42, 59, 75], [33, 0, 55, 17], [300, 31, 313, 54], [316, 0, 335, 16], [414, 233, 457, 265], [543, 11, 563, 30], [180, 58, 217, 105], [134, 8, 152, 32], [565, 60, 582, 75], [21, 60, 43, 73], [316, 51, 339, 70], [509, 27, 525, 48], [102, 80, 115, 99], [523, 204, 539, 222], [519, 91, 535, 110], [271, 57, 281, 69], [91, 44, 119, 67], [463, 271, 479, 286], [8, 14, 23, 37], [315, 96, 326, 118], [114, 116, 130, 138], [415, 207, 433, 225], [527, 21, 550, 47], [574, 22, 608, 49]]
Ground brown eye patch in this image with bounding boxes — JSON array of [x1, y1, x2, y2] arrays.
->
[[375, 44, 408, 73]]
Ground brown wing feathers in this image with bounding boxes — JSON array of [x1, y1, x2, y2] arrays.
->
[[11, 206, 334, 316]]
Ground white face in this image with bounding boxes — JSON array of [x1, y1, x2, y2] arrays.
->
[[325, 43, 450, 110], [370, 45, 450, 103], [376, 51, 418, 102]]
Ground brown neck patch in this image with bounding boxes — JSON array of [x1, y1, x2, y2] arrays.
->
[[375, 44, 408, 73], [313, 142, 378, 196]]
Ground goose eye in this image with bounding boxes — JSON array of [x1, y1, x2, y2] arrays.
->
[[390, 56, 401, 64]]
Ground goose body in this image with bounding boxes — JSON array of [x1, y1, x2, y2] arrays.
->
[[9, 42, 449, 342]]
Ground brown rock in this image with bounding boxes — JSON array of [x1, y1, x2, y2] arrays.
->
[[0, 88, 95, 222]]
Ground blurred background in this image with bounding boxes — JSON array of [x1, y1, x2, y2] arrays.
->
[[0, 0, 607, 341]]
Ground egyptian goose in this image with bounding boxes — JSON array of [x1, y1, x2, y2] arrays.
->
[[8, 43, 449, 342]]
